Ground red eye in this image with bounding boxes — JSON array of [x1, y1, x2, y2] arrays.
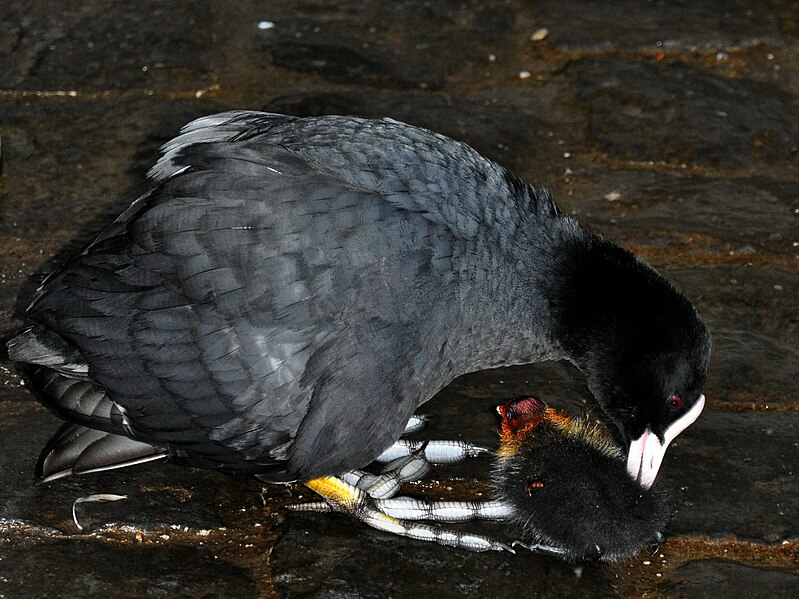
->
[[667, 396, 682, 411], [526, 480, 545, 495]]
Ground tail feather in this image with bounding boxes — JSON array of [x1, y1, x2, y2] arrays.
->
[[9, 326, 171, 482], [8, 325, 128, 434], [25, 364, 125, 433], [38, 422, 168, 482]]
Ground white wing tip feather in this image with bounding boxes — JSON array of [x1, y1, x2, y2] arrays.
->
[[147, 110, 280, 183]]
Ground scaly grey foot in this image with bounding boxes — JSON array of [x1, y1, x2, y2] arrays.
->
[[374, 439, 490, 464], [340, 449, 431, 499], [375, 496, 513, 522], [287, 416, 529, 554], [289, 476, 513, 553], [380, 414, 489, 465]]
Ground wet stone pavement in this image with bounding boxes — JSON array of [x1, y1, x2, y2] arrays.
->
[[1, 1, 798, 597]]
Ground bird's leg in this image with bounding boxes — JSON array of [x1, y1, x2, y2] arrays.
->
[[377, 414, 490, 465], [286, 448, 431, 512], [357, 451, 515, 523], [290, 475, 513, 552], [511, 540, 571, 558], [351, 459, 567, 556], [287, 475, 569, 556], [401, 414, 431, 435], [286, 416, 510, 552], [341, 449, 431, 499], [292, 410, 486, 507], [375, 439, 490, 464], [375, 496, 513, 522]]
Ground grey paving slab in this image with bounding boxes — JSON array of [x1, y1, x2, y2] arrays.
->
[[210, 0, 528, 93], [529, 0, 785, 51], [661, 560, 799, 598], [667, 268, 798, 407], [577, 59, 797, 167], [557, 171, 799, 258], [0, 537, 260, 599], [0, 1, 212, 91], [658, 410, 797, 542]]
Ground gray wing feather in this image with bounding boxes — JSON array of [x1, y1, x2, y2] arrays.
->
[[7, 326, 89, 379], [148, 111, 292, 183]]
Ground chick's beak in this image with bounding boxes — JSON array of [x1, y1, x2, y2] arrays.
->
[[626, 394, 706, 488]]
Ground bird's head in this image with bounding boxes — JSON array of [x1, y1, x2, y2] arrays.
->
[[551, 236, 712, 488], [590, 339, 710, 489]]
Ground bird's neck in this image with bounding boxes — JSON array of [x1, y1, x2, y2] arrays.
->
[[453, 209, 587, 374], [453, 211, 658, 384]]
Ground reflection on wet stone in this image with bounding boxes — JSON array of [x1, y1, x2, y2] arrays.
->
[[273, 513, 615, 599], [663, 560, 799, 599], [0, 539, 260, 599]]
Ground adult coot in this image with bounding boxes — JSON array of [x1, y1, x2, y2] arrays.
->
[[7, 112, 709, 529]]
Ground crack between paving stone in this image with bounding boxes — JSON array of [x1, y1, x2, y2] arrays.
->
[[0, 85, 221, 101], [612, 535, 799, 599], [3, 519, 796, 599], [575, 152, 799, 180], [660, 535, 799, 571], [0, 517, 236, 545], [706, 400, 799, 413], [516, 44, 788, 64], [0, 517, 282, 599]]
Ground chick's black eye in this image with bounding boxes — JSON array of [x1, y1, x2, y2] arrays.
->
[[526, 480, 544, 496], [667, 396, 682, 411]]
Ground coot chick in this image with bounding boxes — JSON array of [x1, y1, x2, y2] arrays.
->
[[7, 112, 709, 518], [494, 397, 671, 561], [312, 397, 670, 556]]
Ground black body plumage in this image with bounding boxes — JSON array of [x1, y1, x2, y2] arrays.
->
[[8, 111, 710, 484]]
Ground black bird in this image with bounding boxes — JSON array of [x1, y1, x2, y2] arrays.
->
[[7, 112, 710, 524], [493, 396, 671, 560]]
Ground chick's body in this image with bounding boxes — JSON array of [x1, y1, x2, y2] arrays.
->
[[493, 398, 671, 561]]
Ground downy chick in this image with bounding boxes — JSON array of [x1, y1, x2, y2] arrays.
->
[[493, 397, 672, 561]]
